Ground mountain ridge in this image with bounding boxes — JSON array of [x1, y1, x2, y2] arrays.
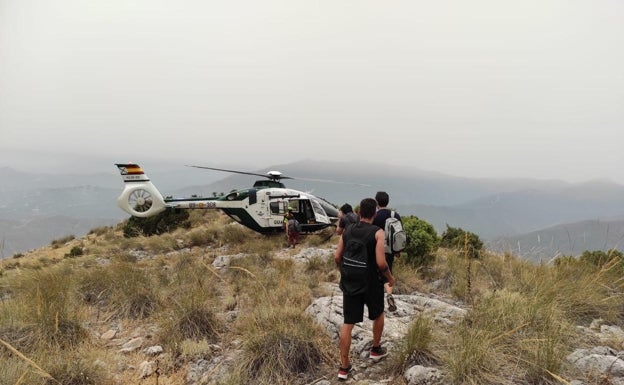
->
[[1, 160, 623, 259]]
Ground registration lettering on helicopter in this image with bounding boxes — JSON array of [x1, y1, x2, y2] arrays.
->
[[123, 175, 144, 181], [189, 202, 217, 209]]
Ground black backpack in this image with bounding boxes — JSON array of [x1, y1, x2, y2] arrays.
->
[[339, 224, 378, 296]]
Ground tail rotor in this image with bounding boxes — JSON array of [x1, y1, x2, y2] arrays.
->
[[115, 164, 167, 217], [128, 188, 154, 213]]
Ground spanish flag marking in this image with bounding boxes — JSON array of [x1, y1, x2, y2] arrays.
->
[[125, 166, 144, 175]]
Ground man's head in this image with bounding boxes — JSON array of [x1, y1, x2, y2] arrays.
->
[[375, 191, 389, 207], [340, 203, 353, 214], [359, 198, 377, 220]]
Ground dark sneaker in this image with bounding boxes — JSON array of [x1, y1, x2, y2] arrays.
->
[[370, 345, 389, 362], [337, 364, 352, 380], [387, 294, 397, 312]]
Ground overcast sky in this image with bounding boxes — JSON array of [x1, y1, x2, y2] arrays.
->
[[0, 0, 622, 183]]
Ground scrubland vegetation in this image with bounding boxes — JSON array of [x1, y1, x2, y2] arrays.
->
[[1, 210, 624, 384]]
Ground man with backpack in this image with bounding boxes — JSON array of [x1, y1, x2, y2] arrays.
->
[[336, 203, 359, 235], [372, 191, 404, 313], [334, 198, 395, 381]]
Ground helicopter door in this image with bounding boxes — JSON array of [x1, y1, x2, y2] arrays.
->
[[310, 198, 331, 224], [285, 199, 321, 224]]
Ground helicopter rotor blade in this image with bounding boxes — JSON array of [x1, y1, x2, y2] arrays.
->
[[186, 164, 368, 186], [186, 165, 270, 179], [287, 176, 371, 187]]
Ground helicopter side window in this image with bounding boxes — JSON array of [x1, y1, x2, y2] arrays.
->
[[269, 201, 281, 214]]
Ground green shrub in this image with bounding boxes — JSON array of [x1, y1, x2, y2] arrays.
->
[[580, 249, 624, 274], [440, 225, 483, 259], [123, 208, 190, 237], [64, 246, 84, 258], [402, 216, 440, 268]]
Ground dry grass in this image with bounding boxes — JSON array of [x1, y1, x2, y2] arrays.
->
[[389, 313, 438, 374], [2, 215, 624, 385], [233, 301, 334, 384]]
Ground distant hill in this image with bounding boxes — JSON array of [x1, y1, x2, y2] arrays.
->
[[0, 216, 120, 258], [395, 181, 624, 239], [175, 160, 571, 207], [1, 160, 623, 259], [0, 168, 128, 256], [487, 218, 624, 263]]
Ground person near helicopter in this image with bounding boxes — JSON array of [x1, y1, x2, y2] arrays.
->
[[336, 203, 359, 236], [284, 208, 301, 248]]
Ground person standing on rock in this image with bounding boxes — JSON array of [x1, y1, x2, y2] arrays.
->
[[334, 197, 395, 381], [372, 191, 401, 312]]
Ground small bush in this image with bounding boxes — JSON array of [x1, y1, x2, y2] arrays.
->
[[7, 268, 88, 350], [222, 224, 250, 245], [44, 350, 110, 385], [88, 226, 111, 236], [123, 208, 190, 237], [143, 232, 178, 252], [237, 307, 329, 384], [159, 305, 221, 356], [402, 216, 440, 268], [50, 235, 75, 248], [64, 246, 84, 258], [77, 262, 159, 319], [391, 314, 436, 373], [186, 227, 219, 247], [440, 225, 483, 259]]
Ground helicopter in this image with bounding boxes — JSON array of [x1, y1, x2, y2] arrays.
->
[[115, 163, 347, 234]]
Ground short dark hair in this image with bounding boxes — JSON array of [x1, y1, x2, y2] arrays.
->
[[340, 203, 353, 214], [359, 198, 377, 219], [375, 191, 389, 207]]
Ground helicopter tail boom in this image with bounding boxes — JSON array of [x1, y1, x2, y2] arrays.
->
[[115, 163, 167, 217]]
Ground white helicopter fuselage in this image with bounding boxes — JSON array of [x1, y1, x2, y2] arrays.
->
[[115, 164, 338, 234]]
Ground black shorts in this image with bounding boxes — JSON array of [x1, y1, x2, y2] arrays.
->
[[342, 283, 384, 324]]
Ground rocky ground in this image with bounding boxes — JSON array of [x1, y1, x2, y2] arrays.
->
[[84, 245, 624, 384]]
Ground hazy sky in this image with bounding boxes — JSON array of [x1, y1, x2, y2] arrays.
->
[[1, 0, 622, 183]]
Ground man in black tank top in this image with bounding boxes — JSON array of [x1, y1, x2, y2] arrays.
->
[[334, 198, 395, 380]]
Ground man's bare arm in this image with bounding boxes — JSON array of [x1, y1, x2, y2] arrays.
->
[[334, 236, 345, 266], [375, 229, 395, 286]]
